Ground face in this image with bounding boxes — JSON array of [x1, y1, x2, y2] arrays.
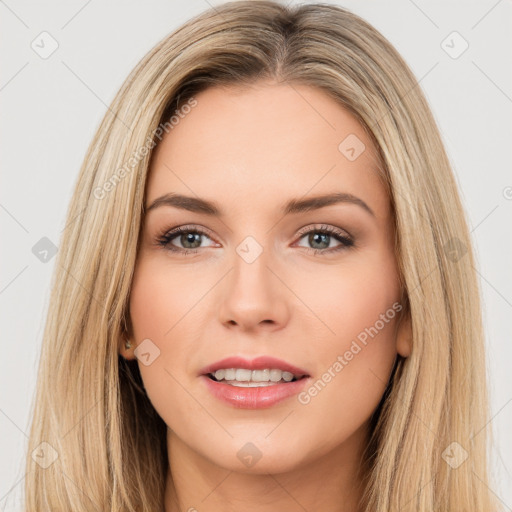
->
[[123, 80, 411, 475]]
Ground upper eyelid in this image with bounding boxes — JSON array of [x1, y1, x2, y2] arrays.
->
[[296, 224, 350, 237], [163, 223, 348, 235], [160, 223, 352, 245]]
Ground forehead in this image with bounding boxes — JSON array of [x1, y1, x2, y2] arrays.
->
[[145, 81, 389, 220]]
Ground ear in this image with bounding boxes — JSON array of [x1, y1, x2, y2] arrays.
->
[[395, 307, 412, 358], [118, 337, 136, 360], [118, 314, 136, 360]]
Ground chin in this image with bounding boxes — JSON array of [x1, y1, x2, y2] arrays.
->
[[199, 435, 311, 475]]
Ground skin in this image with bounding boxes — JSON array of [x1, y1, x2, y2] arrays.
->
[[120, 80, 412, 512]]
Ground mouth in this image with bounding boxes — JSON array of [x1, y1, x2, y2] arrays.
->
[[199, 355, 310, 385], [198, 356, 310, 408], [206, 368, 308, 387], [200, 368, 311, 409]]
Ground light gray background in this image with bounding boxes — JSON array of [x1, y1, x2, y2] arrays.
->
[[1, 1, 511, 510]]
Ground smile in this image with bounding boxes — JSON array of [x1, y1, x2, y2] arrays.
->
[[208, 368, 305, 386]]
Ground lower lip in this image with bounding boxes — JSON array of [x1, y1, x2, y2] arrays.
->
[[200, 375, 310, 409]]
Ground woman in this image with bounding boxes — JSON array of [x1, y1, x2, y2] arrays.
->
[[24, 1, 499, 511]]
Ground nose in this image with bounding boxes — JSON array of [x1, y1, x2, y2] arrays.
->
[[217, 243, 290, 333]]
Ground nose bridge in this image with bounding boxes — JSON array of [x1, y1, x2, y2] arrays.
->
[[218, 231, 289, 329], [235, 234, 271, 284], [230, 233, 275, 301]]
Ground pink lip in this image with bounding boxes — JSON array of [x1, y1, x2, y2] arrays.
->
[[198, 356, 311, 409], [200, 375, 311, 409], [198, 356, 309, 377]]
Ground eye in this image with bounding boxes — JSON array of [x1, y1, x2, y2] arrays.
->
[[294, 224, 354, 254], [156, 223, 354, 256], [156, 225, 217, 255]]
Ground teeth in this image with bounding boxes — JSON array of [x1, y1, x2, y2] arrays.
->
[[235, 369, 252, 381], [209, 368, 300, 384], [252, 369, 270, 381], [214, 369, 226, 380], [270, 369, 282, 382]]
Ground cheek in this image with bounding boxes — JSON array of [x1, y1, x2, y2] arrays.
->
[[129, 259, 175, 342], [128, 255, 233, 432], [295, 245, 400, 352], [291, 248, 400, 422], [128, 257, 198, 422], [129, 253, 214, 341]]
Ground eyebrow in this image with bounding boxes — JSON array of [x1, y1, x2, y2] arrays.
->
[[145, 191, 375, 218]]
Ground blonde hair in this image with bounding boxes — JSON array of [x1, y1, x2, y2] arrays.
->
[[23, 1, 499, 510]]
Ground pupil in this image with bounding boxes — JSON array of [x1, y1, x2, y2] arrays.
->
[[182, 233, 201, 249], [310, 233, 329, 249]]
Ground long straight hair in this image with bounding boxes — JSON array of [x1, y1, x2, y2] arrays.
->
[[23, 2, 499, 510]]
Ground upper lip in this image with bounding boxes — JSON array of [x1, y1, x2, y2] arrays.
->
[[199, 356, 310, 377]]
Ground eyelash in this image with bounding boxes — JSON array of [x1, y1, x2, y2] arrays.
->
[[156, 224, 354, 256]]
